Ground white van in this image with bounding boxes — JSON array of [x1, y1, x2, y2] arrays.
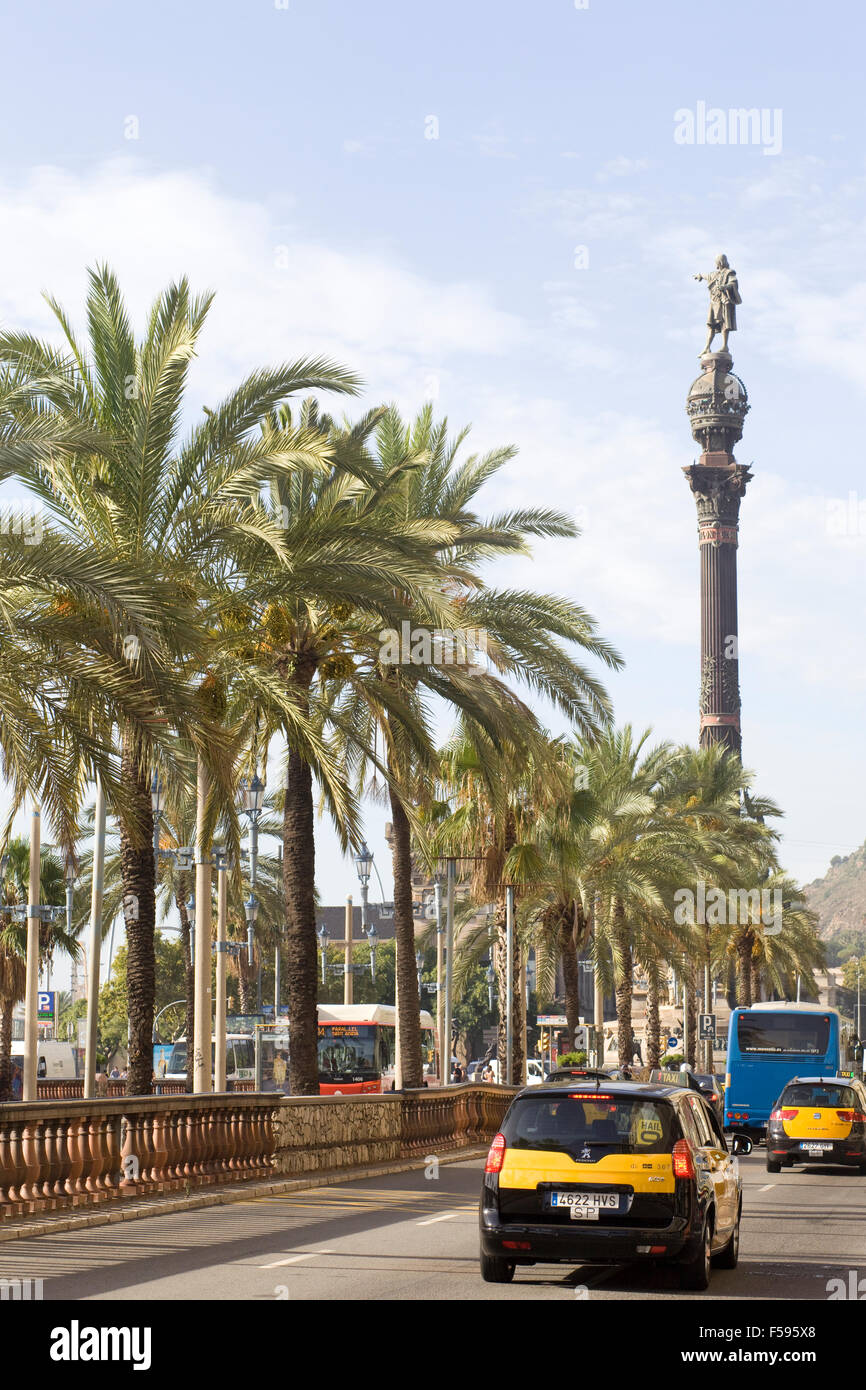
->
[[11, 1040, 78, 1080]]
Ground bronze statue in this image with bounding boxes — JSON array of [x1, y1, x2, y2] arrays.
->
[[694, 254, 741, 355]]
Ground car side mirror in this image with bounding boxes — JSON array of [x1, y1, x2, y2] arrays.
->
[[731, 1134, 752, 1156]]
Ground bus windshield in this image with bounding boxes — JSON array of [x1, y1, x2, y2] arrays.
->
[[318, 1024, 387, 1081], [737, 1012, 831, 1055]]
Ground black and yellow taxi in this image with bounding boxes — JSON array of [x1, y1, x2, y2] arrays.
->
[[479, 1076, 751, 1290], [766, 1075, 866, 1173]]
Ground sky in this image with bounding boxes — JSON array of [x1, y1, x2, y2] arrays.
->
[[2, 0, 865, 981]]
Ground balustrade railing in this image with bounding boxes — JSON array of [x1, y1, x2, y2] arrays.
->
[[399, 1084, 515, 1156], [0, 1094, 275, 1219], [1, 1085, 516, 1223]]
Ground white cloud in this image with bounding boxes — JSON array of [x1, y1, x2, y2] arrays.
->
[[596, 156, 650, 182], [0, 159, 525, 411]]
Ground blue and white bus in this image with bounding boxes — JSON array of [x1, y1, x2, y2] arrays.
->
[[725, 1002, 843, 1138]]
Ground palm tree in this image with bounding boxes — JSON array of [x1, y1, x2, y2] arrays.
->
[[226, 400, 501, 1093], [559, 729, 739, 1067], [0, 266, 360, 1092], [340, 404, 622, 1086]]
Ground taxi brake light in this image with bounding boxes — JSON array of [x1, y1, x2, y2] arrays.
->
[[672, 1139, 695, 1179], [568, 1092, 612, 1100], [485, 1133, 506, 1174], [771, 1108, 797, 1121]]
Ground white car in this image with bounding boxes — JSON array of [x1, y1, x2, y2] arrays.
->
[[524, 1059, 546, 1085]]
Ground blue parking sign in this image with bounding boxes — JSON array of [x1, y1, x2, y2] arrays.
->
[[37, 990, 55, 1023]]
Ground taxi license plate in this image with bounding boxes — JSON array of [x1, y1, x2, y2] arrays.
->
[[800, 1142, 832, 1151], [550, 1192, 619, 1217]]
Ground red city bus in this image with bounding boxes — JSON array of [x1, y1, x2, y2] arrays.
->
[[317, 1004, 436, 1094]]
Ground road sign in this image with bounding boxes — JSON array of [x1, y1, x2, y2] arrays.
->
[[698, 1013, 716, 1041], [537, 1015, 567, 1026], [37, 990, 55, 1024], [666, 1036, 679, 1050]]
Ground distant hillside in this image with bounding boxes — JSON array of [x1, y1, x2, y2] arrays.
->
[[804, 841, 866, 954]]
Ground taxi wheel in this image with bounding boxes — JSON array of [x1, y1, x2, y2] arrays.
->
[[714, 1207, 740, 1270], [480, 1252, 515, 1284], [680, 1217, 712, 1291], [766, 1158, 782, 1174]]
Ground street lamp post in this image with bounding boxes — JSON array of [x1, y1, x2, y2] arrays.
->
[[84, 779, 106, 1099], [444, 859, 455, 1085], [240, 771, 264, 974], [213, 847, 229, 1091], [434, 876, 444, 1079], [343, 895, 353, 1006], [192, 758, 213, 1094], [505, 883, 514, 1086], [858, 961, 862, 1075], [318, 922, 328, 984], [23, 805, 41, 1102]]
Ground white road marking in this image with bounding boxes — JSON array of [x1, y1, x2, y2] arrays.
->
[[417, 1211, 461, 1226], [260, 1251, 334, 1268], [758, 1183, 776, 1192]]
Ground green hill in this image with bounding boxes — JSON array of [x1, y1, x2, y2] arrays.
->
[[804, 841, 866, 963]]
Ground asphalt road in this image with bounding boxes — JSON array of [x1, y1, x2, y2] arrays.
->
[[2, 1152, 865, 1301]]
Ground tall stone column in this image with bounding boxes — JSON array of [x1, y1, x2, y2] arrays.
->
[[683, 351, 752, 756]]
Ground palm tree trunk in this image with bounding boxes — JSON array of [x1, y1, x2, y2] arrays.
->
[[684, 958, 697, 1068], [612, 897, 634, 1066], [751, 958, 762, 1003], [280, 653, 320, 1094], [0, 995, 14, 1102], [388, 787, 422, 1089], [646, 963, 661, 1069], [737, 932, 754, 1007], [120, 731, 157, 1096], [176, 889, 194, 1094], [237, 953, 255, 1014], [494, 902, 525, 1082], [559, 905, 581, 1045]]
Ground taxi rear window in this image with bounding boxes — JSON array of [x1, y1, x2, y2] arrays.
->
[[781, 1083, 859, 1108], [501, 1095, 679, 1157]]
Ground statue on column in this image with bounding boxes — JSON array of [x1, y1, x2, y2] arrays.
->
[[694, 254, 741, 355]]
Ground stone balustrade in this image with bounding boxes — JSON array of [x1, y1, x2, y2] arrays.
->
[[1, 1085, 517, 1223], [34, 1080, 189, 1100], [0, 1094, 276, 1218]]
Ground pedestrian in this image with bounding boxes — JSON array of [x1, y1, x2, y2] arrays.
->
[[109, 1066, 120, 1080]]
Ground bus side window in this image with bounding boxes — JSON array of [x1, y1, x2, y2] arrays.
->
[[224, 1042, 235, 1077]]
